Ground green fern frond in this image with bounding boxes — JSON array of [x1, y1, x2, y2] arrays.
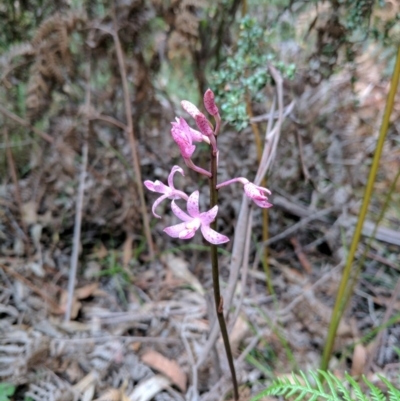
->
[[363, 376, 385, 401], [251, 370, 400, 401], [345, 373, 368, 401], [378, 376, 400, 401]]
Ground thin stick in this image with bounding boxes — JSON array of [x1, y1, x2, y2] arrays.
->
[[209, 142, 239, 401], [65, 65, 90, 322], [0, 104, 53, 144], [89, 114, 128, 131], [110, 19, 155, 260]]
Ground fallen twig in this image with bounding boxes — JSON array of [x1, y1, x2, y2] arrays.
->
[[65, 65, 90, 322], [110, 18, 155, 259]]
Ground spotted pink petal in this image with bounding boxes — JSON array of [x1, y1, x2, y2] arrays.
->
[[171, 125, 195, 159], [151, 194, 169, 218], [204, 89, 219, 116], [186, 191, 200, 217], [189, 127, 204, 142], [252, 198, 273, 208], [168, 165, 184, 187], [199, 205, 218, 225], [178, 228, 198, 240], [144, 180, 157, 192], [144, 180, 169, 194], [164, 222, 189, 238], [172, 117, 204, 143], [201, 225, 229, 244], [171, 200, 192, 222]]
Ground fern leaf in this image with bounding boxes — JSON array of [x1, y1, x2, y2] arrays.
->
[[363, 376, 385, 401], [321, 372, 354, 401], [345, 374, 367, 401], [317, 370, 339, 399], [251, 370, 400, 401], [378, 376, 400, 401]]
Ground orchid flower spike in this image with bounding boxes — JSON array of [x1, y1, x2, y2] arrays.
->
[[164, 191, 229, 245], [144, 166, 188, 218], [216, 177, 272, 209]]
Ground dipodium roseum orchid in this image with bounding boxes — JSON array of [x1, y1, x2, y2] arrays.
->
[[143, 88, 273, 400], [164, 191, 229, 244]]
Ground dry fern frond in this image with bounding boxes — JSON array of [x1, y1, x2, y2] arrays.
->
[[0, 330, 50, 382], [0, 43, 35, 86], [175, 9, 199, 37], [25, 370, 75, 401], [0, 43, 35, 66], [27, 12, 87, 122], [154, 0, 208, 58]]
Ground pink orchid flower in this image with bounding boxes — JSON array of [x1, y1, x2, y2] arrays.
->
[[164, 191, 229, 244], [243, 182, 272, 208], [171, 117, 208, 158], [144, 166, 188, 218], [216, 178, 272, 209], [170, 117, 211, 177]]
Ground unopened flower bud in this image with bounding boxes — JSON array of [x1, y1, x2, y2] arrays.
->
[[195, 114, 214, 137], [181, 100, 200, 119], [181, 100, 214, 137], [204, 89, 219, 116]]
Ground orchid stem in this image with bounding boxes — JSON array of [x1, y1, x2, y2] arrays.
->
[[209, 143, 239, 401]]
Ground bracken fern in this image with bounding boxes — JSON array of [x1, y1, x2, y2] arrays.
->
[[251, 370, 400, 401]]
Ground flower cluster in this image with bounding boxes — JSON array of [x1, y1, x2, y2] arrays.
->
[[144, 89, 272, 245]]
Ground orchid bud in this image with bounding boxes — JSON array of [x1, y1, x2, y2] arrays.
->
[[181, 100, 200, 119], [204, 88, 219, 116], [181, 100, 214, 137], [195, 114, 214, 137]]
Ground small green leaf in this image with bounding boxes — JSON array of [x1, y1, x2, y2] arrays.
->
[[0, 383, 16, 400]]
